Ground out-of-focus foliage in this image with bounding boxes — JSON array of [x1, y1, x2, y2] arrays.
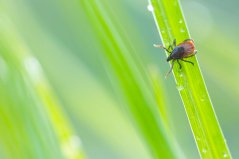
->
[[0, 0, 238, 158], [0, 17, 84, 159]]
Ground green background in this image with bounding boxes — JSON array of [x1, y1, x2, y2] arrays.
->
[[0, 0, 238, 158]]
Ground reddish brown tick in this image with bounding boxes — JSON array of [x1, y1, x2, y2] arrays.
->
[[154, 39, 197, 77]]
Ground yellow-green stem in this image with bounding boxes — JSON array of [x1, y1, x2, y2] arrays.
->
[[148, 0, 232, 158]]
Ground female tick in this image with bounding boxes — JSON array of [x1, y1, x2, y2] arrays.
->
[[154, 39, 197, 77]]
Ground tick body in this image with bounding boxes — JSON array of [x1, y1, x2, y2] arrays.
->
[[154, 39, 197, 77]]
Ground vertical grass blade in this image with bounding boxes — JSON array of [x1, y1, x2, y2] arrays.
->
[[0, 16, 84, 159], [148, 0, 232, 158]]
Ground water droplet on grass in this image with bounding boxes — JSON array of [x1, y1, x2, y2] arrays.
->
[[223, 153, 228, 158], [179, 19, 183, 23], [176, 85, 184, 91], [196, 137, 201, 141], [147, 4, 154, 12], [179, 71, 184, 77], [202, 148, 207, 154], [180, 28, 185, 33], [200, 94, 206, 102]]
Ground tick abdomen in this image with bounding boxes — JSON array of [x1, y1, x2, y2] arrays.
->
[[179, 40, 195, 57]]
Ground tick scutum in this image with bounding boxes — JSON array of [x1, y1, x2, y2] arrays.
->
[[167, 46, 185, 61]]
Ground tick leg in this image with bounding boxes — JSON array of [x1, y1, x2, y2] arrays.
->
[[177, 60, 182, 69], [181, 59, 194, 65], [165, 60, 175, 78], [154, 44, 171, 53], [173, 39, 176, 47], [168, 45, 173, 51]]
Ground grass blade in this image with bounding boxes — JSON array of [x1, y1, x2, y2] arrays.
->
[[148, 0, 232, 158], [79, 0, 185, 158], [0, 16, 84, 159]]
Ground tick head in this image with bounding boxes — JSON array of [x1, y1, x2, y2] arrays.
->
[[166, 55, 172, 62]]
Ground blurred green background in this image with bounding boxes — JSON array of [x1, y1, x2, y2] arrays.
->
[[0, 0, 238, 159]]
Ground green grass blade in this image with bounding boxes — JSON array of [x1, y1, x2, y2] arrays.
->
[[148, 0, 231, 158], [0, 16, 84, 159], [79, 0, 184, 158]]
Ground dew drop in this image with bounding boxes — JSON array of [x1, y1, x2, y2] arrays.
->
[[202, 148, 207, 154], [179, 19, 183, 24], [179, 71, 184, 77], [223, 153, 228, 158], [200, 94, 206, 102], [196, 137, 201, 141], [176, 85, 184, 91], [180, 28, 185, 33], [147, 4, 154, 12]]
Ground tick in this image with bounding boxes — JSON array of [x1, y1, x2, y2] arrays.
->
[[154, 39, 197, 77]]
